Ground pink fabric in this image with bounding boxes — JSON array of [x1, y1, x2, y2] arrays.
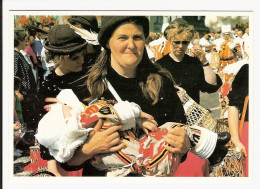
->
[[24, 45, 38, 64], [173, 152, 209, 177], [240, 121, 248, 177]]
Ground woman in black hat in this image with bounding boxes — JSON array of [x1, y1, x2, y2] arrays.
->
[[38, 24, 93, 176], [52, 16, 191, 176]]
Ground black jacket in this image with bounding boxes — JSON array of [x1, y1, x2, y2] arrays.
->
[[156, 54, 222, 103], [228, 64, 249, 121]]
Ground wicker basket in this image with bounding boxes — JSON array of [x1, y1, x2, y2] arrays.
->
[[214, 147, 244, 177], [213, 119, 245, 177], [176, 86, 217, 132]]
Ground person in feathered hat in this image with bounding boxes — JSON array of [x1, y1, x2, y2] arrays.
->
[[67, 16, 101, 72]]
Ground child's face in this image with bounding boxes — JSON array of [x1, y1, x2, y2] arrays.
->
[[55, 50, 85, 75]]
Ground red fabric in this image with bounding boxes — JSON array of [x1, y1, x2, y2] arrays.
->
[[24, 159, 48, 173], [173, 152, 209, 177], [24, 149, 83, 176], [240, 121, 248, 177]]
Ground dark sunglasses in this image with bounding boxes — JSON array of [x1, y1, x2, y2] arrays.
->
[[172, 40, 190, 45]]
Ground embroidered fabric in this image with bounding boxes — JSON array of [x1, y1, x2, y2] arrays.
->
[[36, 88, 141, 163], [36, 82, 223, 176]]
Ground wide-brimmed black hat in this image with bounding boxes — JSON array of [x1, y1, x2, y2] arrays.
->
[[44, 24, 87, 54], [98, 16, 149, 49], [67, 16, 99, 32]]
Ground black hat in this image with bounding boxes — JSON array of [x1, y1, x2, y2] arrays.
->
[[28, 25, 49, 34], [67, 16, 99, 32], [98, 16, 149, 49], [44, 24, 87, 54]]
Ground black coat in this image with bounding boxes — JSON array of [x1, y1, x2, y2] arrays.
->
[[228, 64, 249, 121], [14, 50, 39, 129]]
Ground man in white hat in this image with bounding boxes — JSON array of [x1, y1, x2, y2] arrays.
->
[[214, 24, 236, 55], [214, 24, 239, 119]]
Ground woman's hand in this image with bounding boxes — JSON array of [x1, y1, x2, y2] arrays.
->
[[232, 138, 247, 156], [13, 122, 21, 131], [82, 119, 126, 157], [192, 45, 207, 64], [139, 111, 158, 135], [66, 119, 126, 166], [164, 126, 191, 154]]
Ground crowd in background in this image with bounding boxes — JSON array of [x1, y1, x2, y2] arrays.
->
[[146, 21, 249, 116], [13, 15, 249, 177]]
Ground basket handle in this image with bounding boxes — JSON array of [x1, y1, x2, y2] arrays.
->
[[239, 96, 249, 138]]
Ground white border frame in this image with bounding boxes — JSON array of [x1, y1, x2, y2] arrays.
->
[[2, 0, 260, 189]]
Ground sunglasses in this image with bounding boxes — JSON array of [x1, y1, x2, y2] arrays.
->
[[172, 40, 190, 45]]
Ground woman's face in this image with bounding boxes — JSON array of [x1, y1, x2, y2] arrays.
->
[[108, 23, 145, 75], [28, 36, 35, 45], [55, 50, 85, 75], [170, 37, 190, 58], [18, 37, 28, 50]]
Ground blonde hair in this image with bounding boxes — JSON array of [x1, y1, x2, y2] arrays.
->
[[165, 18, 194, 41]]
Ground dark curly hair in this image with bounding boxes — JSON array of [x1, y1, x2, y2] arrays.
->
[[14, 29, 27, 47]]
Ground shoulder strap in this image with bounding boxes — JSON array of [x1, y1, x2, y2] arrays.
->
[[239, 95, 249, 138], [103, 78, 122, 102]]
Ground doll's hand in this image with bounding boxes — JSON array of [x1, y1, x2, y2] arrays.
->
[[44, 97, 72, 119], [139, 111, 158, 135]]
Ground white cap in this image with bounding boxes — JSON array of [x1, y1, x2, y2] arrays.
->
[[161, 23, 169, 33], [221, 24, 231, 34]]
